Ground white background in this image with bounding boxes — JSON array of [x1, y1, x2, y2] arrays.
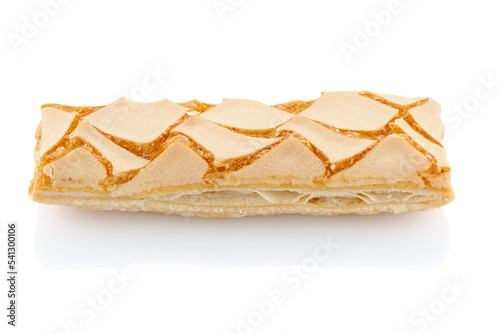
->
[[1, 0, 500, 333]]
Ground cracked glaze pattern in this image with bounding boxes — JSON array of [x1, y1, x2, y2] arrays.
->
[[30, 91, 452, 197]]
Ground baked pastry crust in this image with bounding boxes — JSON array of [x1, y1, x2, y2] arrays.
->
[[29, 92, 454, 218]]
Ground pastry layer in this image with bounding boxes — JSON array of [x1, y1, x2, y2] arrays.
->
[[31, 187, 451, 218], [30, 91, 454, 217]]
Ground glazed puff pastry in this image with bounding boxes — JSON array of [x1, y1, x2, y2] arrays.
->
[[29, 92, 454, 218]]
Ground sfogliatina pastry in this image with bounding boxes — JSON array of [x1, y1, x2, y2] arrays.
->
[[29, 92, 454, 218]]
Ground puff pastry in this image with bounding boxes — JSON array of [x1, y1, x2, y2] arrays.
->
[[29, 92, 454, 218]]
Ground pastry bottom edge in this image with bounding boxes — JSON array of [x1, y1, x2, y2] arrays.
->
[[30, 192, 454, 218]]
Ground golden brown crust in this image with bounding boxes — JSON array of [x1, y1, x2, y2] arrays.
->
[[29, 91, 455, 217], [114, 141, 209, 196], [43, 147, 108, 190], [200, 98, 293, 130], [326, 134, 431, 187], [300, 92, 399, 131], [37, 107, 76, 160], [85, 97, 188, 143], [277, 114, 377, 164], [226, 137, 326, 186]]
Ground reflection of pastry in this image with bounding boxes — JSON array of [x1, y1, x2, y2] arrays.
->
[[29, 92, 454, 218]]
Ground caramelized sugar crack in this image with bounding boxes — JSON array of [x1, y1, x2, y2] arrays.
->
[[402, 113, 443, 147], [178, 100, 216, 113], [361, 92, 443, 146], [272, 100, 315, 114], [208, 125, 276, 138]]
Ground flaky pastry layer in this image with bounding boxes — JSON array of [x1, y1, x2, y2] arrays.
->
[[29, 92, 454, 218]]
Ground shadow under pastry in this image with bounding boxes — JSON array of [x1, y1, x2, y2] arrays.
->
[[34, 205, 450, 270]]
